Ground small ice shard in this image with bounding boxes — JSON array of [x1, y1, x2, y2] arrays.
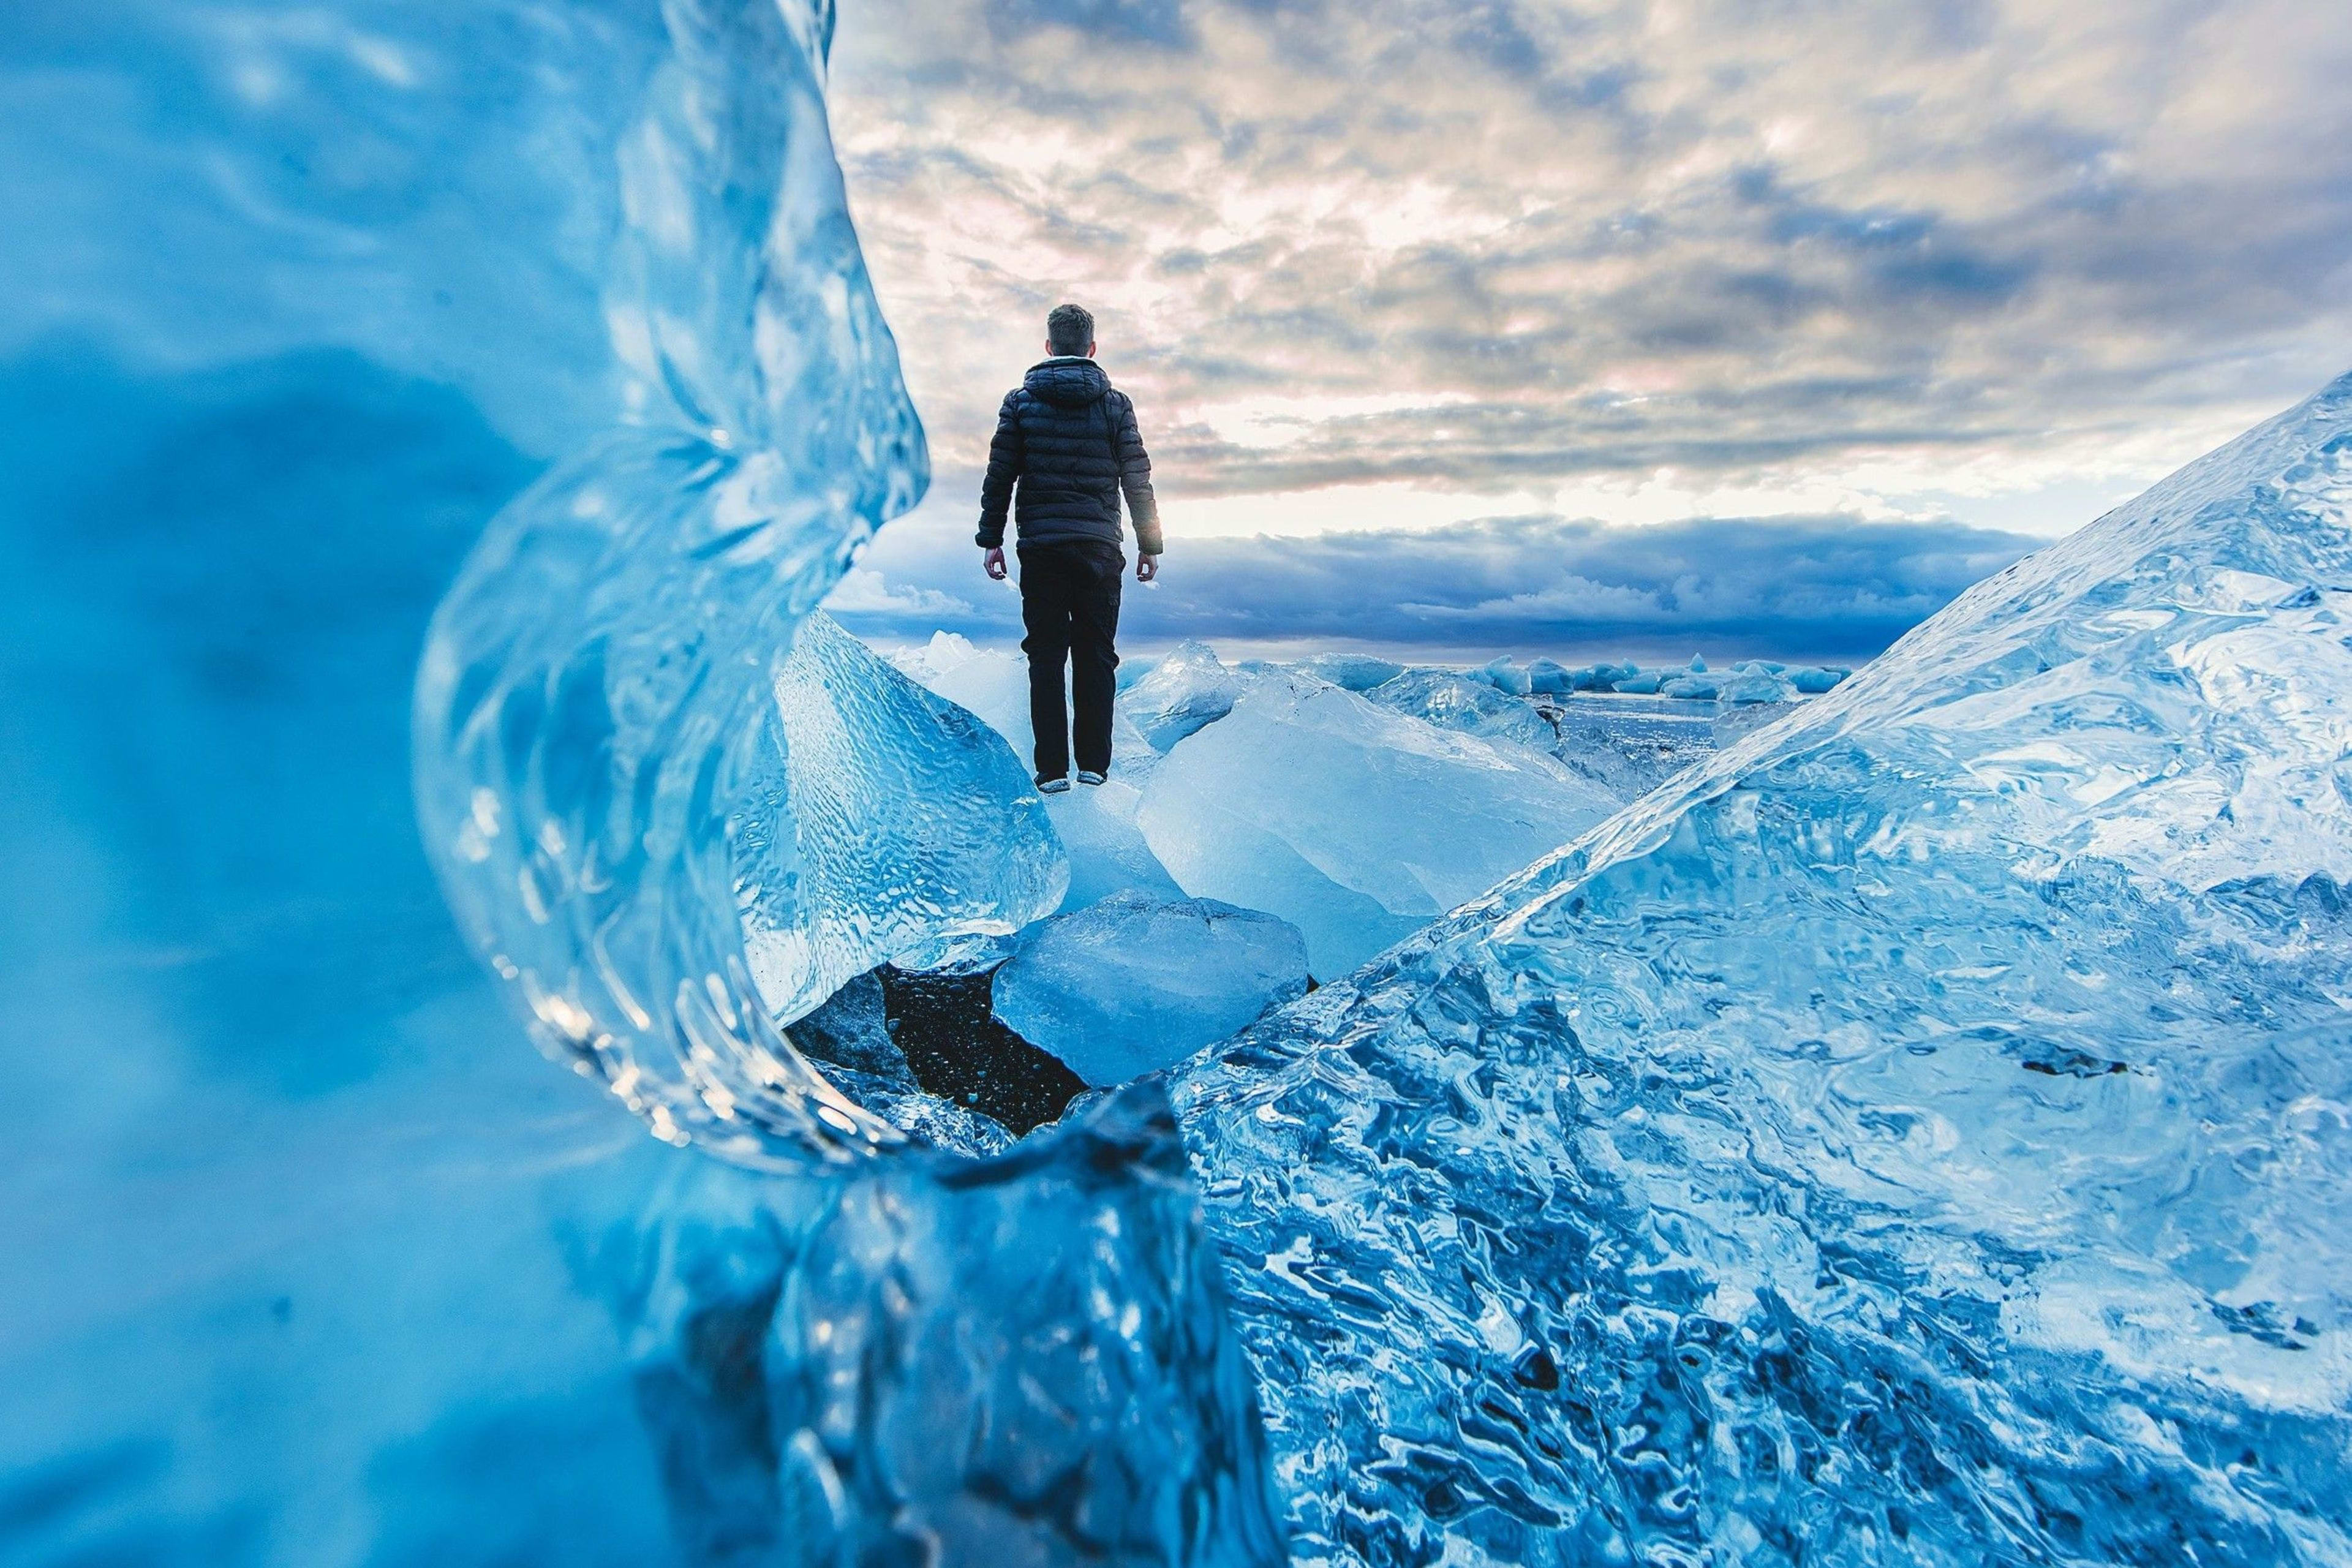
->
[[738, 614, 1068, 1026], [1125, 639, 1252, 750], [1524, 657, 1572, 695], [1788, 664, 1849, 693], [992, 891, 1310, 1084], [1294, 652, 1406, 691], [1138, 676, 1618, 974], [1687, 652, 1708, 672], [786, 970, 909, 1087]]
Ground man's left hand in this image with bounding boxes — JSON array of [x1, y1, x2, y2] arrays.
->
[[1137, 554, 1160, 582]]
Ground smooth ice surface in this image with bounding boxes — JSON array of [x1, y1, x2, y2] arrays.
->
[[1173, 371, 2352, 1564], [1295, 651, 1406, 691], [993, 891, 1311, 1086], [1139, 676, 1621, 974], [1126, 639, 1254, 750], [738, 611, 1065, 1027]]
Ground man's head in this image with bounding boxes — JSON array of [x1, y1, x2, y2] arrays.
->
[[1046, 303, 1096, 359]]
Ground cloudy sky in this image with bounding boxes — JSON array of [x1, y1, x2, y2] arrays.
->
[[819, 0, 2352, 660]]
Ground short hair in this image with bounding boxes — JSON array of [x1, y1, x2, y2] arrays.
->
[[1047, 303, 1095, 356]]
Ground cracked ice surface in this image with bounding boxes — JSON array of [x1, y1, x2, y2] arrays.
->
[[1172, 372, 2352, 1564]]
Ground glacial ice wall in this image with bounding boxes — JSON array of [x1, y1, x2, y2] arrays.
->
[[1173, 374, 2352, 1563]]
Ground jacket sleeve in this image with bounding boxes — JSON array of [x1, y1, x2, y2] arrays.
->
[[976, 391, 1024, 548], [1112, 392, 1163, 556]]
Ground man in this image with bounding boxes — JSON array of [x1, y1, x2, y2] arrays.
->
[[977, 302, 1163, 793]]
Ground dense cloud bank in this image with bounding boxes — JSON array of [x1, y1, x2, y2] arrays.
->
[[831, 502, 2038, 660], [831, 0, 2352, 535]]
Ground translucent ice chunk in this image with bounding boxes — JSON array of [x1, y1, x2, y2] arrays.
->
[[1138, 677, 1619, 974], [1173, 369, 2352, 1564], [992, 891, 1310, 1085], [736, 612, 1067, 1028], [1478, 655, 1532, 695], [411, 0, 935, 1165], [1294, 652, 1406, 691], [1715, 663, 1795, 704], [1524, 656, 1573, 694], [1047, 778, 1189, 911], [1125, 639, 1253, 751], [1365, 668, 1562, 754]]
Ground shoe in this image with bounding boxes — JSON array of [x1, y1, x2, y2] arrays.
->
[[1037, 775, 1072, 794], [1076, 769, 1107, 786]]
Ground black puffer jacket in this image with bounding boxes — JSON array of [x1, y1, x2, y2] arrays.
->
[[975, 358, 1162, 554]]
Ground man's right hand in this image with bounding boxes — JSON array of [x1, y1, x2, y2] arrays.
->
[[982, 546, 1008, 581]]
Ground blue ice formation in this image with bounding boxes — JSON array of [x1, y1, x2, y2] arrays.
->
[[2, 0, 1285, 1558], [1127, 639, 1254, 750], [1139, 676, 1622, 974], [1171, 372, 2352, 1564], [994, 891, 1312, 1086], [408, 0, 984, 1167], [739, 611, 1065, 1027], [1295, 652, 1408, 692], [15, 0, 2352, 1561], [1363, 668, 1565, 755]]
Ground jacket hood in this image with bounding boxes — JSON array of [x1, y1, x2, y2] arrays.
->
[[1023, 356, 1111, 407]]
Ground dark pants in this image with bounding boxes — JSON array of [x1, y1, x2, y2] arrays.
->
[[1017, 540, 1123, 778]]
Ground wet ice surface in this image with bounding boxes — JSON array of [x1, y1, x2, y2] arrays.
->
[[1170, 372, 2352, 1565], [993, 891, 1312, 1086]]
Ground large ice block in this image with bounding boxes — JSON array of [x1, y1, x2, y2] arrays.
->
[[1139, 676, 1620, 974], [992, 891, 1311, 1085], [737, 611, 1066, 1028], [1173, 370, 2352, 1564]]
